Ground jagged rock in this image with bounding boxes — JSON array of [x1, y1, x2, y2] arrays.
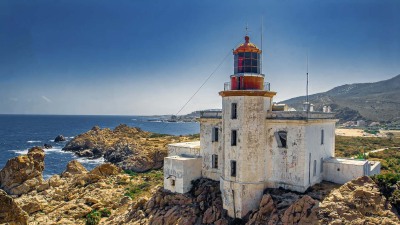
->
[[247, 194, 279, 225], [0, 189, 28, 225], [319, 176, 399, 224], [61, 160, 88, 178], [48, 175, 65, 188], [104, 139, 135, 163], [54, 135, 66, 142], [43, 143, 52, 149], [281, 195, 319, 225], [89, 163, 122, 177], [0, 147, 45, 195]]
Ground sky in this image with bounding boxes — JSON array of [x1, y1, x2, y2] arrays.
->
[[1, 0, 399, 115]]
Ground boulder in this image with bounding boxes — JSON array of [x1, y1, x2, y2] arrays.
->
[[0, 147, 45, 195], [54, 135, 66, 142], [61, 160, 88, 178], [281, 195, 319, 225], [90, 163, 122, 177], [0, 190, 28, 225], [319, 176, 399, 224], [43, 143, 52, 149]]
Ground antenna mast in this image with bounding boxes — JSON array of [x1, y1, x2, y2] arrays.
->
[[261, 16, 263, 74], [306, 52, 309, 105]]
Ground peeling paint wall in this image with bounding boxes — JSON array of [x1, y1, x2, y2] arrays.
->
[[221, 95, 271, 218], [199, 118, 222, 181], [265, 120, 336, 192]]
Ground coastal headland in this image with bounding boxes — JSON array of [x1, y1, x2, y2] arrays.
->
[[0, 125, 399, 224]]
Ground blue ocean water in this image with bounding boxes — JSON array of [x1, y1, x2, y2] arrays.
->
[[0, 115, 199, 179]]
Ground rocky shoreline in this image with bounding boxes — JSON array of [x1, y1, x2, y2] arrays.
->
[[0, 125, 399, 224], [62, 124, 198, 172]]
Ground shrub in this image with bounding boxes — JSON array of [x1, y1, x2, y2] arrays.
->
[[86, 210, 101, 225], [99, 208, 111, 217], [124, 170, 138, 177], [124, 182, 151, 199]]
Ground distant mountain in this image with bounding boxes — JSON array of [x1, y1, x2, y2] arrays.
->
[[280, 74, 400, 123]]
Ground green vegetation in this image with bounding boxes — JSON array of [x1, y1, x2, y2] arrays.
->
[[364, 129, 380, 135], [187, 133, 200, 139], [99, 208, 111, 217], [371, 173, 400, 213], [85, 208, 111, 225], [85, 210, 101, 225], [124, 182, 151, 199], [123, 169, 164, 199], [124, 170, 138, 177], [369, 149, 400, 173], [335, 136, 400, 157]]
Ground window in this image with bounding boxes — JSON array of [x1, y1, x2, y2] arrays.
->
[[231, 130, 237, 146], [212, 154, 218, 169], [320, 157, 324, 173], [171, 179, 175, 186], [212, 127, 219, 142], [275, 131, 287, 148], [313, 160, 317, 176], [231, 160, 237, 177], [231, 103, 237, 119], [234, 52, 260, 74], [321, 129, 324, 145]]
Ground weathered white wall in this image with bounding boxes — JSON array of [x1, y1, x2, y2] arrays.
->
[[323, 158, 366, 184], [265, 120, 336, 192], [221, 95, 270, 218], [199, 119, 222, 181], [220, 179, 264, 218], [369, 161, 381, 176], [265, 122, 306, 192], [163, 156, 202, 193], [304, 121, 336, 187]]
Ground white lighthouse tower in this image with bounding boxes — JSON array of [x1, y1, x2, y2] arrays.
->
[[219, 35, 276, 218]]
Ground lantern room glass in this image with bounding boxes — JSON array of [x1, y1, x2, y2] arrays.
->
[[234, 52, 260, 74]]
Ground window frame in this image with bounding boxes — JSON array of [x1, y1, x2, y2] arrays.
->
[[212, 154, 218, 169], [231, 160, 237, 177], [321, 129, 324, 145], [212, 127, 219, 142], [231, 103, 237, 119], [231, 130, 237, 146]]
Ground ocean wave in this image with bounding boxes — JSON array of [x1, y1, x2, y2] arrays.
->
[[44, 147, 70, 154], [9, 149, 29, 154], [75, 157, 105, 165], [27, 140, 42, 143]]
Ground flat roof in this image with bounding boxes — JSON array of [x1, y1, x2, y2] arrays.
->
[[168, 141, 200, 149], [324, 157, 367, 166], [165, 155, 201, 160]]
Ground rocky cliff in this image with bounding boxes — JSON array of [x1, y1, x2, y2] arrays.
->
[[63, 124, 198, 172], [1, 147, 399, 225], [0, 146, 45, 196]]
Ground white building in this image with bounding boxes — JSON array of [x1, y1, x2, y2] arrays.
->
[[163, 35, 381, 218]]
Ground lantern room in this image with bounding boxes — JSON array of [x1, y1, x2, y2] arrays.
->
[[231, 35, 265, 90]]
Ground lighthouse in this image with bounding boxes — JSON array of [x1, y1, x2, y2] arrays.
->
[[219, 35, 277, 218], [163, 33, 380, 219]]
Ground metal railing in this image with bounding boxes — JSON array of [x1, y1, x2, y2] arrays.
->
[[223, 82, 270, 91]]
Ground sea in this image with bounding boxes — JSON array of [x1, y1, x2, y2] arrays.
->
[[0, 114, 199, 179]]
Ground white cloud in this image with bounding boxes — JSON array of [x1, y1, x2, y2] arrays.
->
[[41, 95, 52, 103], [9, 97, 18, 102]]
